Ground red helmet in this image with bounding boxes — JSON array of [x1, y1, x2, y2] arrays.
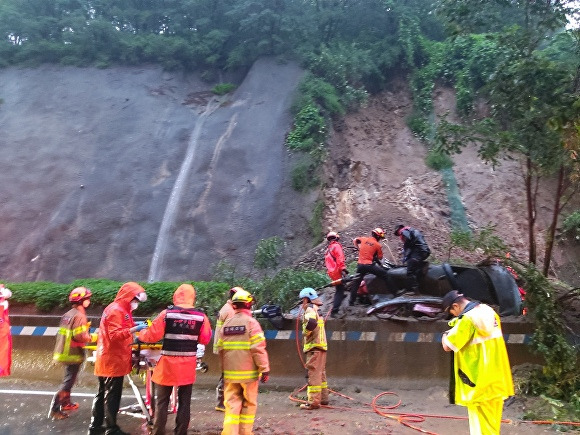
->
[[69, 287, 92, 303], [326, 231, 339, 241], [372, 227, 386, 239], [229, 286, 243, 298]]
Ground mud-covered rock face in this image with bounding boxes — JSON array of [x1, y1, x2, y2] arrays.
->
[[314, 80, 579, 288], [0, 60, 315, 283]]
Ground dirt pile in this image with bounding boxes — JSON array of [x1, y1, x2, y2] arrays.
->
[[297, 79, 580, 291]]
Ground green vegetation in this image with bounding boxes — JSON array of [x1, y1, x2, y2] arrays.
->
[[211, 83, 236, 95], [253, 236, 285, 271], [562, 210, 580, 241], [425, 148, 453, 170], [514, 266, 580, 417], [2, 266, 327, 317], [1, 0, 579, 418]]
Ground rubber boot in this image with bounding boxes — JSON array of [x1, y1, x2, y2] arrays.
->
[[48, 391, 69, 420], [61, 391, 79, 411], [215, 376, 225, 411]]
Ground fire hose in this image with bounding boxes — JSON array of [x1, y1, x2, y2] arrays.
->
[[289, 306, 579, 433]]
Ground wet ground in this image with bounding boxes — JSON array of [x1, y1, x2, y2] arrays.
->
[[0, 363, 563, 435]]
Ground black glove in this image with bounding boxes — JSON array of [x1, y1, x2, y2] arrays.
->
[[260, 372, 270, 383]]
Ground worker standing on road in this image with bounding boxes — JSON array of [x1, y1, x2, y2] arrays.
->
[[138, 283, 212, 435], [213, 286, 240, 412], [299, 287, 329, 410], [394, 224, 431, 294], [350, 228, 390, 305], [88, 282, 148, 435], [0, 284, 12, 377], [324, 231, 349, 318], [441, 290, 514, 435], [49, 287, 98, 420], [216, 288, 270, 435]]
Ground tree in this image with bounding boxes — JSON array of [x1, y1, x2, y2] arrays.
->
[[434, 0, 580, 272]]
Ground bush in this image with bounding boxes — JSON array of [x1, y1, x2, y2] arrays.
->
[[285, 104, 327, 152], [562, 210, 580, 241], [254, 237, 285, 270], [425, 148, 454, 170], [253, 267, 327, 311], [309, 200, 325, 243], [291, 159, 319, 192], [212, 83, 236, 95]]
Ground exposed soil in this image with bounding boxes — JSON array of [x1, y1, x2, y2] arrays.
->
[[300, 79, 579, 281]]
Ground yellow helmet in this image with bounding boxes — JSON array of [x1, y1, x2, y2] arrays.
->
[[231, 289, 253, 304]]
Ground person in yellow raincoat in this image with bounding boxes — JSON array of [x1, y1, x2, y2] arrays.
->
[[441, 291, 514, 435]]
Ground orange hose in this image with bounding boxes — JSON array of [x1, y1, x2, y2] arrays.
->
[[290, 305, 579, 432]]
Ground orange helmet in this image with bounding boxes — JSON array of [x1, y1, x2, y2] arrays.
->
[[69, 287, 92, 303], [372, 227, 385, 239], [326, 231, 339, 241]]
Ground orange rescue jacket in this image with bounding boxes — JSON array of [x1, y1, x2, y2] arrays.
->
[[94, 282, 145, 377], [139, 284, 212, 386], [325, 240, 346, 281], [353, 236, 383, 265]]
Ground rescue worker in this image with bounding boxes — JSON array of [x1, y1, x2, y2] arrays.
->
[[216, 288, 270, 435], [213, 286, 241, 412], [394, 224, 431, 294], [49, 287, 98, 420], [88, 282, 148, 435], [0, 284, 12, 377], [441, 291, 514, 435], [350, 227, 391, 305], [138, 283, 212, 435], [299, 287, 329, 410], [324, 231, 349, 318]]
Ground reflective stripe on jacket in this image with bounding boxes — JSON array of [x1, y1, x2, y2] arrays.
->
[[53, 307, 91, 364], [161, 307, 204, 356], [213, 300, 235, 354], [139, 307, 212, 386], [217, 309, 270, 383], [302, 305, 327, 352]]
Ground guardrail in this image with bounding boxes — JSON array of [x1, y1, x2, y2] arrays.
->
[[9, 314, 540, 381]]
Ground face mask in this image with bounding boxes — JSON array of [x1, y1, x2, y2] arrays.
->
[[130, 301, 139, 311]]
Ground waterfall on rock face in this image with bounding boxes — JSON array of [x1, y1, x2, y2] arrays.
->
[[147, 101, 218, 283]]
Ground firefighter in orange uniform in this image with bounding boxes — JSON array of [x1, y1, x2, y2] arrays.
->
[[213, 287, 241, 411], [89, 282, 148, 435], [350, 227, 391, 304], [49, 287, 97, 420], [138, 283, 212, 435], [216, 288, 270, 435], [299, 287, 329, 410]]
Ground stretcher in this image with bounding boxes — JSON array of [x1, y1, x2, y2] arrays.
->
[[85, 342, 208, 425]]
